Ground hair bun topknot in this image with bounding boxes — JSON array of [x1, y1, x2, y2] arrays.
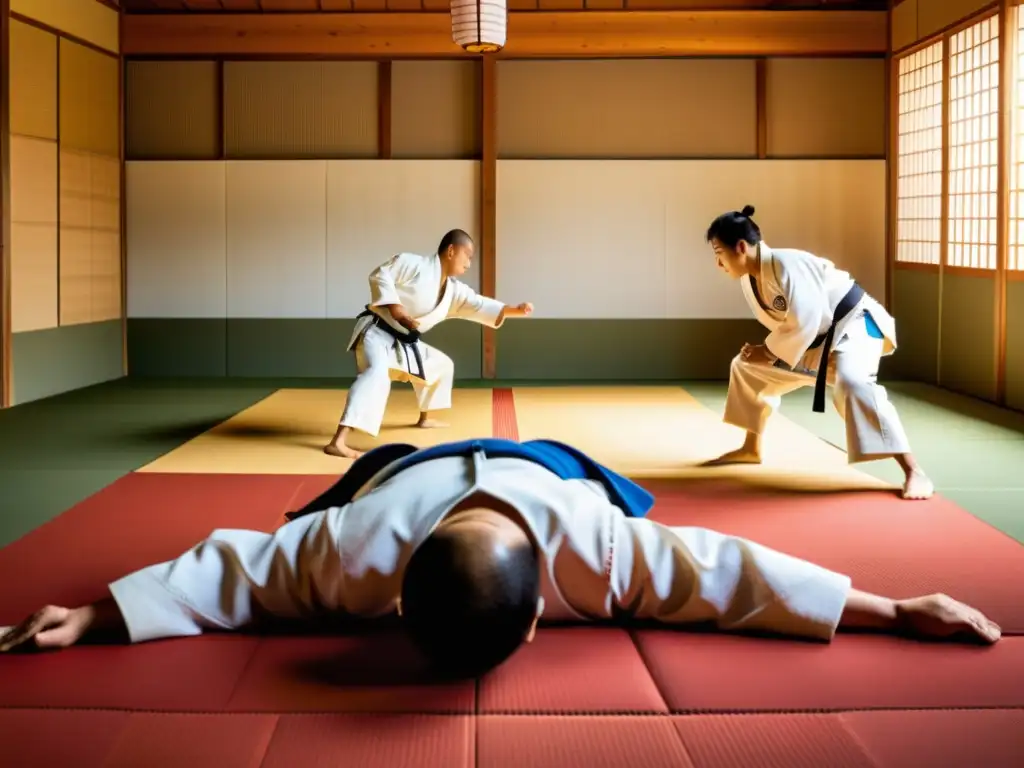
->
[[740, 205, 756, 218]]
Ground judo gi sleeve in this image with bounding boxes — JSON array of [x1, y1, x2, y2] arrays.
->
[[447, 280, 506, 328], [613, 520, 852, 641], [368, 253, 419, 308], [108, 516, 326, 644]]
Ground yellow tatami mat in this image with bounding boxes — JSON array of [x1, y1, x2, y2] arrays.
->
[[138, 388, 494, 475], [511, 386, 891, 493]]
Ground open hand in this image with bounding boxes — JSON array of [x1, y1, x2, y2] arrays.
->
[[896, 594, 1001, 644], [0, 605, 96, 652]]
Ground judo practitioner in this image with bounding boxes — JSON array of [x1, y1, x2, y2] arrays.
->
[[0, 438, 998, 679], [325, 229, 533, 459], [705, 206, 934, 501]]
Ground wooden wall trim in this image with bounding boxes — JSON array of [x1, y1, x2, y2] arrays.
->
[[378, 61, 391, 159], [937, 36, 949, 386], [122, 10, 888, 58], [885, 2, 896, 312], [0, 0, 10, 408], [480, 56, 497, 380], [995, 0, 1013, 405], [119, 2, 127, 375]]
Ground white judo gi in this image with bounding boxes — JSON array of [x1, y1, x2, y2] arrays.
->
[[726, 242, 911, 463], [340, 251, 506, 437], [107, 447, 852, 644]]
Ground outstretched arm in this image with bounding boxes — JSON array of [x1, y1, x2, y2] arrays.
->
[[0, 513, 338, 652], [447, 280, 532, 327], [0, 598, 127, 651], [615, 519, 1001, 644]]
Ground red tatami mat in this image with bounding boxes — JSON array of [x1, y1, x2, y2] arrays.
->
[[644, 479, 1024, 633], [0, 472, 309, 618], [2, 471, 1023, 722], [635, 631, 1024, 712], [224, 634, 475, 714], [5, 709, 1021, 768]]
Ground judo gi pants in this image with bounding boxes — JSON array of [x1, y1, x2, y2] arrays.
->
[[723, 312, 912, 463], [339, 324, 455, 437]]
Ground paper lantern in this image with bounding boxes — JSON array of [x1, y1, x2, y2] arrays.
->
[[451, 0, 507, 54]]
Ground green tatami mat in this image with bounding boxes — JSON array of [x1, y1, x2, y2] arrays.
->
[[0, 379, 278, 548], [684, 380, 1024, 544]]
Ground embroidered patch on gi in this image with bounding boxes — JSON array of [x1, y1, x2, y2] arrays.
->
[[772, 295, 787, 312]]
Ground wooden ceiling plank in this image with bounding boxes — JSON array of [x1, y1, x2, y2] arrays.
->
[[123, 10, 888, 57], [261, 0, 321, 10]]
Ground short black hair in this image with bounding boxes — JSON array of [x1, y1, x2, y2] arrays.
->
[[438, 228, 474, 255], [400, 528, 541, 679], [705, 205, 762, 250]]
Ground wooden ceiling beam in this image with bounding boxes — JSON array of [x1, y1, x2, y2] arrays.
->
[[122, 10, 887, 58]]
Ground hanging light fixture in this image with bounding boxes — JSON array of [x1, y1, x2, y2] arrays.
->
[[450, 0, 507, 54]]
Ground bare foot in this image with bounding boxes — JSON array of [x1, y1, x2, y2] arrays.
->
[[323, 442, 363, 459], [702, 447, 763, 467], [896, 594, 1001, 644], [902, 469, 934, 500], [416, 418, 449, 429]]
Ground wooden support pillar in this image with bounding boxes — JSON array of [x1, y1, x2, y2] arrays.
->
[[119, 2, 127, 375], [0, 0, 11, 407], [885, 0, 897, 313], [480, 55, 497, 380], [378, 61, 391, 159], [755, 57, 767, 159], [995, 0, 1013, 405]]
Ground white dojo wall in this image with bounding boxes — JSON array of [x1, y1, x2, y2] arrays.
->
[[128, 158, 884, 322], [126, 160, 481, 320], [496, 160, 886, 319]]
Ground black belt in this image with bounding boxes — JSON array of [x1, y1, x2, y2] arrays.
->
[[806, 283, 865, 413], [357, 308, 426, 381]]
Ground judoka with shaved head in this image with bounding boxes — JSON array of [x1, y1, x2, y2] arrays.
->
[[1, 439, 998, 677]]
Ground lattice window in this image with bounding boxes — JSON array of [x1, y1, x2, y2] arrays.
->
[[947, 15, 1000, 270], [1011, 9, 1024, 271], [896, 42, 944, 265]]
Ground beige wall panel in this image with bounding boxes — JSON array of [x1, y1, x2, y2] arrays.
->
[[60, 39, 119, 156], [891, 0, 919, 52], [392, 61, 481, 159], [11, 136, 58, 225], [766, 58, 886, 157], [497, 160, 885, 319], [127, 61, 220, 160], [326, 160, 481, 318], [60, 149, 92, 229], [226, 161, 328, 318], [918, 0, 994, 41], [126, 161, 228, 318], [9, 20, 57, 140], [497, 59, 757, 158], [59, 228, 94, 326], [92, 231, 123, 322], [224, 62, 378, 159], [11, 224, 59, 332], [10, 0, 119, 54]]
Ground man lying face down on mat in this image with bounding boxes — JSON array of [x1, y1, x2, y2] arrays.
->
[[0, 438, 1001, 678]]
